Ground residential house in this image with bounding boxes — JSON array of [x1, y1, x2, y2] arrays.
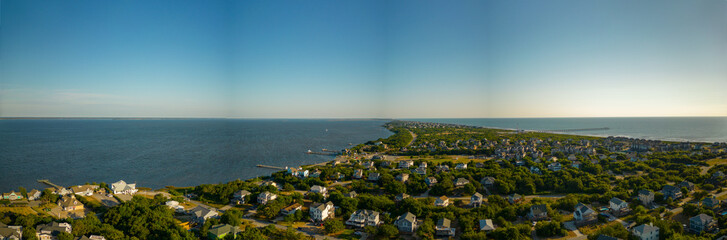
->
[[345, 191, 357, 198], [455, 178, 470, 187], [53, 188, 71, 196], [419, 162, 428, 168], [110, 180, 137, 195], [399, 160, 414, 169], [36, 222, 72, 240], [530, 166, 542, 175], [702, 197, 720, 210], [0, 223, 22, 240], [353, 169, 363, 179], [507, 194, 523, 204], [367, 172, 380, 181], [71, 185, 98, 196], [346, 210, 380, 228], [58, 195, 84, 211], [310, 185, 327, 196], [425, 177, 438, 187], [471, 192, 483, 207], [435, 218, 455, 237], [27, 190, 41, 201], [435, 196, 449, 207], [396, 173, 409, 183], [568, 154, 577, 161], [165, 201, 185, 213], [413, 166, 427, 175], [548, 162, 562, 171], [395, 193, 410, 202], [261, 181, 278, 188], [281, 203, 302, 215], [574, 203, 597, 225], [479, 219, 495, 231], [481, 177, 495, 188], [632, 223, 659, 240], [571, 161, 581, 169], [689, 213, 716, 233], [678, 181, 695, 192], [190, 206, 219, 223], [310, 201, 335, 222], [232, 190, 251, 204], [455, 163, 468, 170], [528, 204, 549, 221], [1, 192, 22, 201], [75, 235, 106, 240], [257, 191, 277, 205], [394, 212, 417, 233], [638, 190, 655, 206], [436, 165, 450, 172], [208, 224, 240, 240], [609, 197, 630, 216], [309, 169, 322, 178], [662, 185, 682, 200]]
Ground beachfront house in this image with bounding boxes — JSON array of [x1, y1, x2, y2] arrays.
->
[[165, 201, 185, 213], [394, 212, 417, 232], [435, 218, 456, 237], [435, 196, 449, 207], [471, 192, 483, 207], [111, 180, 137, 195], [346, 210, 380, 228], [2, 192, 22, 201], [27, 189, 41, 201], [71, 185, 98, 196], [58, 195, 84, 211], [310, 201, 334, 222], [232, 190, 251, 204], [632, 223, 659, 240], [638, 190, 655, 206], [689, 213, 716, 234], [414, 166, 427, 175], [257, 191, 277, 205]]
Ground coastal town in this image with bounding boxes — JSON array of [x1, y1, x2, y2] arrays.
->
[[2, 121, 727, 240]]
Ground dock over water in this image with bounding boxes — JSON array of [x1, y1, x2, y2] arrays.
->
[[37, 179, 63, 189]]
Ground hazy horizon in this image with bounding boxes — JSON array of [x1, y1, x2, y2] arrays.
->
[[2, 0, 726, 118]]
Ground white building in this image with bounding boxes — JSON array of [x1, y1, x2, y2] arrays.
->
[[632, 223, 659, 240], [310, 201, 335, 222], [110, 180, 137, 195]]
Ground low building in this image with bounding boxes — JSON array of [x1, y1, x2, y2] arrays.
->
[[75, 235, 107, 240], [71, 185, 99, 196], [702, 197, 720, 210], [435, 218, 455, 237], [345, 191, 357, 198], [281, 203, 302, 215], [435, 196, 449, 207], [367, 172, 380, 181], [208, 224, 240, 239], [471, 192, 483, 207], [455, 178, 470, 187], [310, 185, 327, 196], [353, 169, 363, 179], [548, 162, 562, 171], [481, 177, 495, 187], [310, 201, 334, 222], [190, 206, 219, 223], [36, 222, 72, 240], [394, 212, 417, 232], [395, 193, 410, 202], [479, 219, 495, 231], [346, 209, 380, 228], [232, 190, 251, 204], [528, 204, 548, 221], [638, 190, 655, 206], [609, 197, 630, 216], [662, 185, 682, 200], [2, 192, 22, 201], [58, 195, 84, 211], [27, 189, 41, 201], [413, 166, 427, 175], [574, 203, 597, 226], [396, 173, 409, 183], [110, 180, 137, 195], [678, 181, 695, 192], [632, 223, 659, 240], [399, 160, 414, 169], [507, 194, 522, 204], [0, 223, 22, 240], [258, 191, 277, 205], [455, 163, 468, 170], [689, 213, 716, 234], [425, 177, 438, 187]]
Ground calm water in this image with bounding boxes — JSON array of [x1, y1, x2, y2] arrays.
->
[[407, 117, 727, 143], [0, 119, 392, 192]]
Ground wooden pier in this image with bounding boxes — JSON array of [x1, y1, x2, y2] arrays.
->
[[256, 165, 287, 170], [37, 179, 63, 190]]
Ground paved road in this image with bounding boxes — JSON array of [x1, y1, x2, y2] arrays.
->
[[405, 130, 417, 147]]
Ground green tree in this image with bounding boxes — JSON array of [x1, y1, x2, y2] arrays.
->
[[464, 183, 476, 195], [323, 218, 344, 234], [57, 232, 74, 240], [221, 209, 243, 226], [416, 218, 435, 240]]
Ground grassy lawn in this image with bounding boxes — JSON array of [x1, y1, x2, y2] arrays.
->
[[332, 229, 358, 240], [0, 206, 37, 215], [31, 203, 57, 216], [706, 158, 727, 166]]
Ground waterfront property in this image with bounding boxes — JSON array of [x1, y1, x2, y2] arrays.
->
[[110, 180, 137, 195]]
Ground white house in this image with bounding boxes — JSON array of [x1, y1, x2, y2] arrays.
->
[[310, 185, 327, 196], [346, 209, 380, 228], [257, 191, 277, 205], [435, 196, 449, 207], [574, 203, 597, 225], [455, 163, 468, 170], [310, 201, 335, 222], [71, 185, 98, 196], [232, 190, 251, 204], [110, 180, 137, 195], [609, 197, 630, 216], [632, 223, 659, 240]]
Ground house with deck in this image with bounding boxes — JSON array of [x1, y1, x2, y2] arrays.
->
[[394, 212, 417, 232], [346, 210, 380, 228], [435, 218, 455, 237]]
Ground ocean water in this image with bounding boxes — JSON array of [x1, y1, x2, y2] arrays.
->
[[407, 117, 727, 143], [0, 119, 392, 192]]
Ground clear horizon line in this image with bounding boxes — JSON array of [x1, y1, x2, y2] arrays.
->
[[1, 115, 726, 120]]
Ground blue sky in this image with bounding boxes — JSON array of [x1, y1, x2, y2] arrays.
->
[[1, 0, 725, 118]]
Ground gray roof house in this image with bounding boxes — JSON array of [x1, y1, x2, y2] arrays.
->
[[394, 212, 417, 232], [689, 213, 716, 234], [574, 203, 597, 226], [190, 206, 219, 223], [638, 190, 655, 206], [346, 210, 380, 228], [479, 219, 495, 231], [632, 223, 659, 240], [435, 218, 455, 237], [528, 204, 548, 221]]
